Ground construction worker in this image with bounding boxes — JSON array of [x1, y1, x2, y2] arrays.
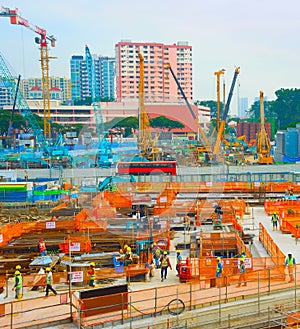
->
[[216, 257, 223, 278], [38, 237, 47, 256], [160, 251, 172, 282], [236, 258, 247, 287], [176, 250, 183, 276], [124, 246, 133, 266], [285, 253, 296, 283], [12, 270, 22, 299], [88, 262, 95, 287], [45, 267, 57, 296], [152, 243, 161, 269], [14, 265, 21, 276], [271, 212, 279, 231]]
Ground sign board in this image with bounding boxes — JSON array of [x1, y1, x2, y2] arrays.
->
[[71, 271, 83, 283], [46, 221, 56, 229], [160, 196, 167, 203], [238, 258, 252, 269], [206, 182, 212, 187], [254, 182, 260, 187], [70, 242, 81, 252]]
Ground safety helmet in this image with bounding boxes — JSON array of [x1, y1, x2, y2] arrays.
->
[[288, 252, 292, 256], [15, 270, 20, 275], [176, 250, 181, 253], [153, 242, 157, 246], [39, 237, 44, 241], [90, 262, 95, 267], [124, 244, 128, 249], [46, 267, 51, 272], [163, 251, 168, 255], [217, 257, 221, 261], [240, 258, 245, 262], [15, 265, 21, 270], [274, 212, 277, 215]]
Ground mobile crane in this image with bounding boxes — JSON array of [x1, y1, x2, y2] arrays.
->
[[256, 91, 273, 164], [0, 6, 56, 138], [166, 63, 212, 159], [212, 67, 240, 163]]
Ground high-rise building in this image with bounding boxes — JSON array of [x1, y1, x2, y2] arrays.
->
[[238, 97, 249, 118], [70, 53, 116, 102], [20, 76, 71, 102], [115, 40, 193, 102]]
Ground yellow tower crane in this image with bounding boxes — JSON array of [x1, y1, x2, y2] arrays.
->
[[214, 69, 226, 132], [0, 7, 56, 138]]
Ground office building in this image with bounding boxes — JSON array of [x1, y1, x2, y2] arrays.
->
[[238, 97, 249, 118]]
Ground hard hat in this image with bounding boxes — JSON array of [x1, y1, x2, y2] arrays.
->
[[39, 237, 44, 241], [124, 244, 128, 249], [46, 267, 51, 272], [240, 258, 245, 262], [176, 250, 181, 253], [90, 262, 95, 266], [163, 251, 168, 255], [15, 270, 20, 275], [274, 212, 277, 214], [153, 242, 157, 246], [15, 265, 21, 270], [217, 257, 221, 261], [127, 247, 131, 252], [288, 252, 292, 256]]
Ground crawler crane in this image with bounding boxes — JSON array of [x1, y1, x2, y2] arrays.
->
[[256, 91, 273, 164]]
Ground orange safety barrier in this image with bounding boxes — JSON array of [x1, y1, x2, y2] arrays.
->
[[259, 223, 286, 266], [75, 209, 108, 232], [59, 236, 92, 253], [103, 190, 132, 208], [264, 199, 300, 215]]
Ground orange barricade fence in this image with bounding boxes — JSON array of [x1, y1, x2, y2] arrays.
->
[[50, 201, 68, 212], [59, 236, 92, 253], [259, 223, 286, 266], [264, 199, 300, 215], [103, 190, 132, 208]]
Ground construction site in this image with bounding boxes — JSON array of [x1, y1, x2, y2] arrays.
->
[[0, 5, 300, 329]]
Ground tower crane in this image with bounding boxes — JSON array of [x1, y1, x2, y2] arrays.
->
[[0, 6, 56, 138], [85, 45, 111, 167], [256, 91, 273, 164]]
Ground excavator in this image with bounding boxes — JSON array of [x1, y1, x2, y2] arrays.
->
[[211, 67, 240, 163], [256, 91, 273, 164]]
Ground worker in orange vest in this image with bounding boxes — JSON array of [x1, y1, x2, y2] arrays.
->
[[38, 238, 47, 256]]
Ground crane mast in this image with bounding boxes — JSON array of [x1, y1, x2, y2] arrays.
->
[[214, 69, 225, 132], [256, 91, 273, 164], [0, 6, 56, 138]]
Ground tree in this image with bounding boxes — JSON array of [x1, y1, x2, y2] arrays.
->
[[150, 116, 184, 129]]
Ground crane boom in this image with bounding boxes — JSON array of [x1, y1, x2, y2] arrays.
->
[[166, 63, 212, 151], [0, 6, 56, 138]]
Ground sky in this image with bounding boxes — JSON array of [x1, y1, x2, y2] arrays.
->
[[0, 0, 299, 114]]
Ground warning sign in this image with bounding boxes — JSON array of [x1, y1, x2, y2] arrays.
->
[[46, 222, 56, 229], [71, 271, 83, 283], [70, 242, 80, 252]]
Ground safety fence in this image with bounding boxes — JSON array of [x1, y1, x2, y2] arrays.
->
[[118, 181, 300, 194], [264, 199, 300, 215], [74, 264, 300, 328]]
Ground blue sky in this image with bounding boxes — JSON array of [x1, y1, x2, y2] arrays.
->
[[0, 0, 299, 113]]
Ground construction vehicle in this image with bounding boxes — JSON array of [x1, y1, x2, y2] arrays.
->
[[138, 52, 165, 161], [256, 91, 273, 164], [85, 45, 112, 167], [211, 67, 240, 163], [98, 175, 136, 192], [0, 6, 56, 138], [166, 63, 212, 162]]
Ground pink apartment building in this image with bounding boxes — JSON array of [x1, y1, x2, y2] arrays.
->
[[115, 41, 193, 102]]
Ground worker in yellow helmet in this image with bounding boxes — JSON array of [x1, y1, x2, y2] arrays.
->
[[216, 257, 223, 278], [124, 247, 133, 266], [88, 262, 96, 287], [45, 267, 57, 296], [271, 211, 279, 231], [12, 270, 22, 299], [159, 251, 172, 282]]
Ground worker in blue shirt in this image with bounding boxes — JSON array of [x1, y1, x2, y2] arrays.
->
[[216, 257, 223, 277]]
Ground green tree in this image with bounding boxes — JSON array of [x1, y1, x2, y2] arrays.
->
[[150, 116, 184, 129]]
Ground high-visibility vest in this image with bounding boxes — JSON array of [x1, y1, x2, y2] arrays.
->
[[46, 272, 52, 285], [239, 263, 246, 274], [216, 261, 223, 273], [272, 214, 278, 222], [177, 254, 182, 265], [38, 242, 46, 252], [89, 268, 95, 280], [15, 274, 22, 289], [286, 257, 295, 266], [161, 256, 169, 267]]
